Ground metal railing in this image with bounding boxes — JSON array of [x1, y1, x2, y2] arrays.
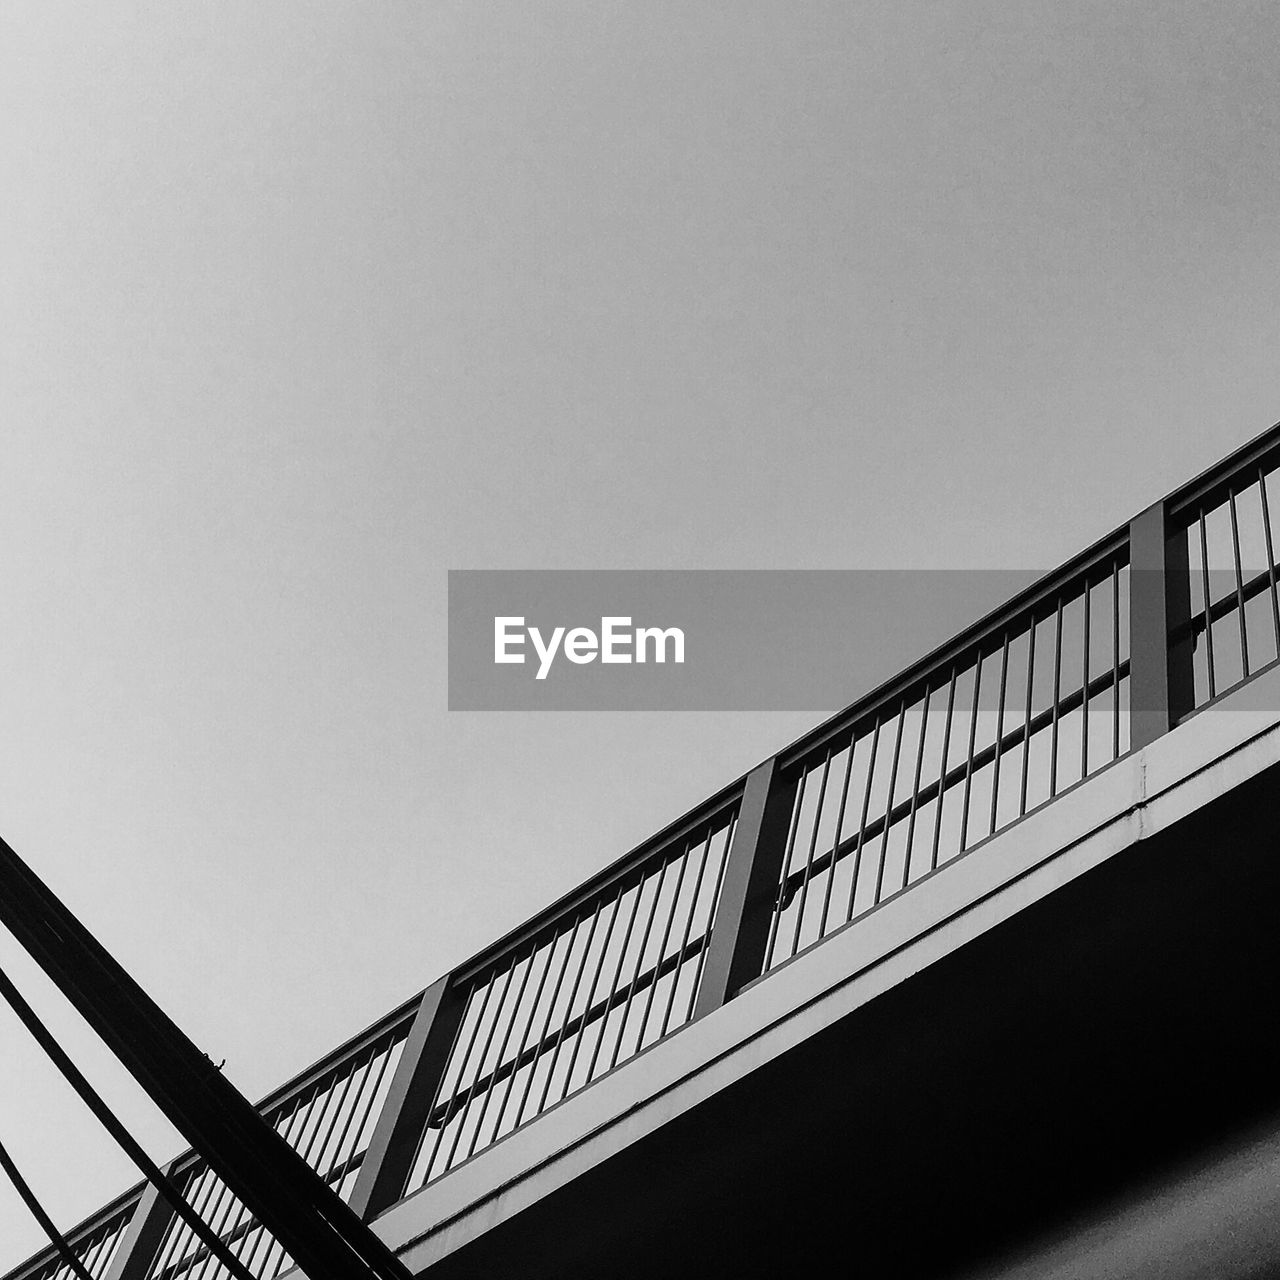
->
[[10, 420, 1280, 1280], [402, 795, 737, 1193], [759, 539, 1130, 972]]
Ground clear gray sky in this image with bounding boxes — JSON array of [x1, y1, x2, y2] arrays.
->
[[1, 0, 1278, 1265]]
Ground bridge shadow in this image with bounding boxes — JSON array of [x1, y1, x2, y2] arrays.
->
[[418, 757, 1280, 1278]]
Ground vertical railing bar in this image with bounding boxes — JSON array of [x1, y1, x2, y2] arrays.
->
[[275, 1086, 325, 1185], [76, 1226, 99, 1278], [154, 1212, 193, 1280], [95, 1229, 118, 1278], [238, 1090, 317, 1279], [846, 714, 882, 921], [491, 932, 562, 1141], [1112, 562, 1121, 760], [634, 842, 691, 1055], [1049, 598, 1063, 797], [238, 1215, 281, 1280], [988, 634, 1009, 837], [315, 1050, 374, 1181], [94, 1227, 117, 1277], [873, 701, 907, 904], [958, 658, 983, 852], [1020, 619, 1037, 815], [195, 1091, 305, 1280], [664, 828, 714, 1038], [73, 1231, 100, 1280], [184, 1167, 240, 1280], [294, 1069, 346, 1178], [226, 1093, 311, 1280], [609, 865, 666, 1066], [537, 901, 602, 1115], [932, 669, 957, 870], [202, 1159, 261, 1280], [160, 1169, 216, 1280], [223, 1147, 279, 1280], [903, 687, 932, 890], [610, 858, 671, 1069], [91, 1225, 115, 1276], [148, 1216, 181, 1280], [444, 963, 517, 1170], [1081, 583, 1091, 778], [467, 951, 536, 1159], [77, 1233, 103, 1280], [212, 1215, 258, 1280], [320, 1049, 382, 1197], [791, 750, 833, 957], [1200, 510, 1216, 699], [100, 1225, 123, 1277], [80, 1231, 103, 1280], [516, 918, 579, 1129], [307, 1049, 363, 1190], [1229, 486, 1250, 678], [444, 955, 518, 1173], [560, 887, 625, 1104], [79, 1230, 107, 1280], [818, 736, 857, 940], [93, 1228, 117, 1277], [762, 771, 807, 972], [145, 1173, 193, 1280], [254, 1206, 297, 1280], [150, 1167, 208, 1280], [98, 1221, 120, 1275], [233, 1221, 274, 1280], [98, 1224, 122, 1276], [422, 980, 488, 1185], [76, 1234, 99, 1280], [585, 876, 647, 1086], [198, 1097, 299, 1280], [341, 1032, 398, 1191], [1259, 465, 1280, 657]]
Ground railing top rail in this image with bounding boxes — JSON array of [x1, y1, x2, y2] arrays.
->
[[1167, 419, 1280, 522], [450, 781, 743, 989], [774, 524, 1130, 771]]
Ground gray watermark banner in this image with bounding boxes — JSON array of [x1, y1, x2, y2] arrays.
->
[[448, 570, 1051, 711], [450, 568, 1280, 711]]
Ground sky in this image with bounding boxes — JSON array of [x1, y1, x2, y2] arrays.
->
[[1, 0, 1278, 1267]]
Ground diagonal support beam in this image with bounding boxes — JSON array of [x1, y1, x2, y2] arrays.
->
[[0, 833, 410, 1280]]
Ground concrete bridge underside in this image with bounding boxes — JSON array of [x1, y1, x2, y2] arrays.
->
[[373, 675, 1280, 1279]]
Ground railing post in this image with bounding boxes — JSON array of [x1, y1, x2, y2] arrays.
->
[[1129, 499, 1195, 750], [348, 976, 467, 1221], [102, 1162, 180, 1280], [692, 757, 798, 1018]]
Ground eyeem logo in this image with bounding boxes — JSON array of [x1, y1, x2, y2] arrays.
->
[[495, 616, 685, 680]]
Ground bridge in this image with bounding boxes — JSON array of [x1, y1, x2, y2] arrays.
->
[[11, 422, 1280, 1279]]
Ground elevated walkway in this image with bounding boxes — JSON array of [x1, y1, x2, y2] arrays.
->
[[13, 421, 1280, 1280]]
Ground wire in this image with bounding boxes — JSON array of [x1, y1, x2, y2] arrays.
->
[[0, 1134, 95, 1280]]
